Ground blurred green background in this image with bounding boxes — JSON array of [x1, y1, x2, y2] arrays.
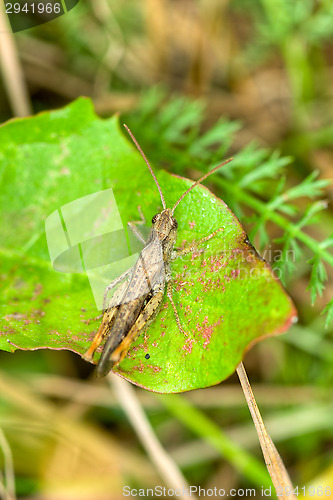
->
[[0, 0, 332, 498]]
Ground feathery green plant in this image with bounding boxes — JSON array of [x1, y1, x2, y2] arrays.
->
[[125, 89, 333, 324]]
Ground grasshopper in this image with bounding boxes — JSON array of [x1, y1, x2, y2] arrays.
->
[[83, 125, 232, 377]]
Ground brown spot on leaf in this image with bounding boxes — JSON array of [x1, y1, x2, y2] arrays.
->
[[5, 313, 26, 321], [32, 283, 43, 301]]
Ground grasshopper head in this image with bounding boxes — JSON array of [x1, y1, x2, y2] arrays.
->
[[151, 208, 178, 242]]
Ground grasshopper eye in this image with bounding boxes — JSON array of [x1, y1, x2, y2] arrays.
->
[[172, 217, 178, 228], [152, 214, 159, 223]]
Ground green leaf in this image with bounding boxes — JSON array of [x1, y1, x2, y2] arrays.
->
[[188, 119, 241, 158], [307, 256, 327, 305], [238, 150, 290, 188], [322, 299, 333, 328], [296, 200, 329, 230], [0, 98, 296, 393], [284, 171, 330, 201], [321, 235, 333, 250]]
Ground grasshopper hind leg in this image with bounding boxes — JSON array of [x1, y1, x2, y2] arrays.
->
[[96, 291, 164, 377], [83, 279, 130, 363]]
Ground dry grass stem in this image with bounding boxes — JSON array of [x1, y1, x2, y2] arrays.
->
[[0, 428, 16, 500], [109, 374, 197, 499], [0, 3, 31, 116], [237, 362, 296, 500]]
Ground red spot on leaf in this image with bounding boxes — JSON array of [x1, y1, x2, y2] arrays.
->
[[147, 364, 162, 373], [196, 316, 223, 349], [183, 338, 194, 354]]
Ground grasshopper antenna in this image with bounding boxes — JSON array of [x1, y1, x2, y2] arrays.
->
[[123, 124, 167, 210], [171, 158, 233, 214]]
